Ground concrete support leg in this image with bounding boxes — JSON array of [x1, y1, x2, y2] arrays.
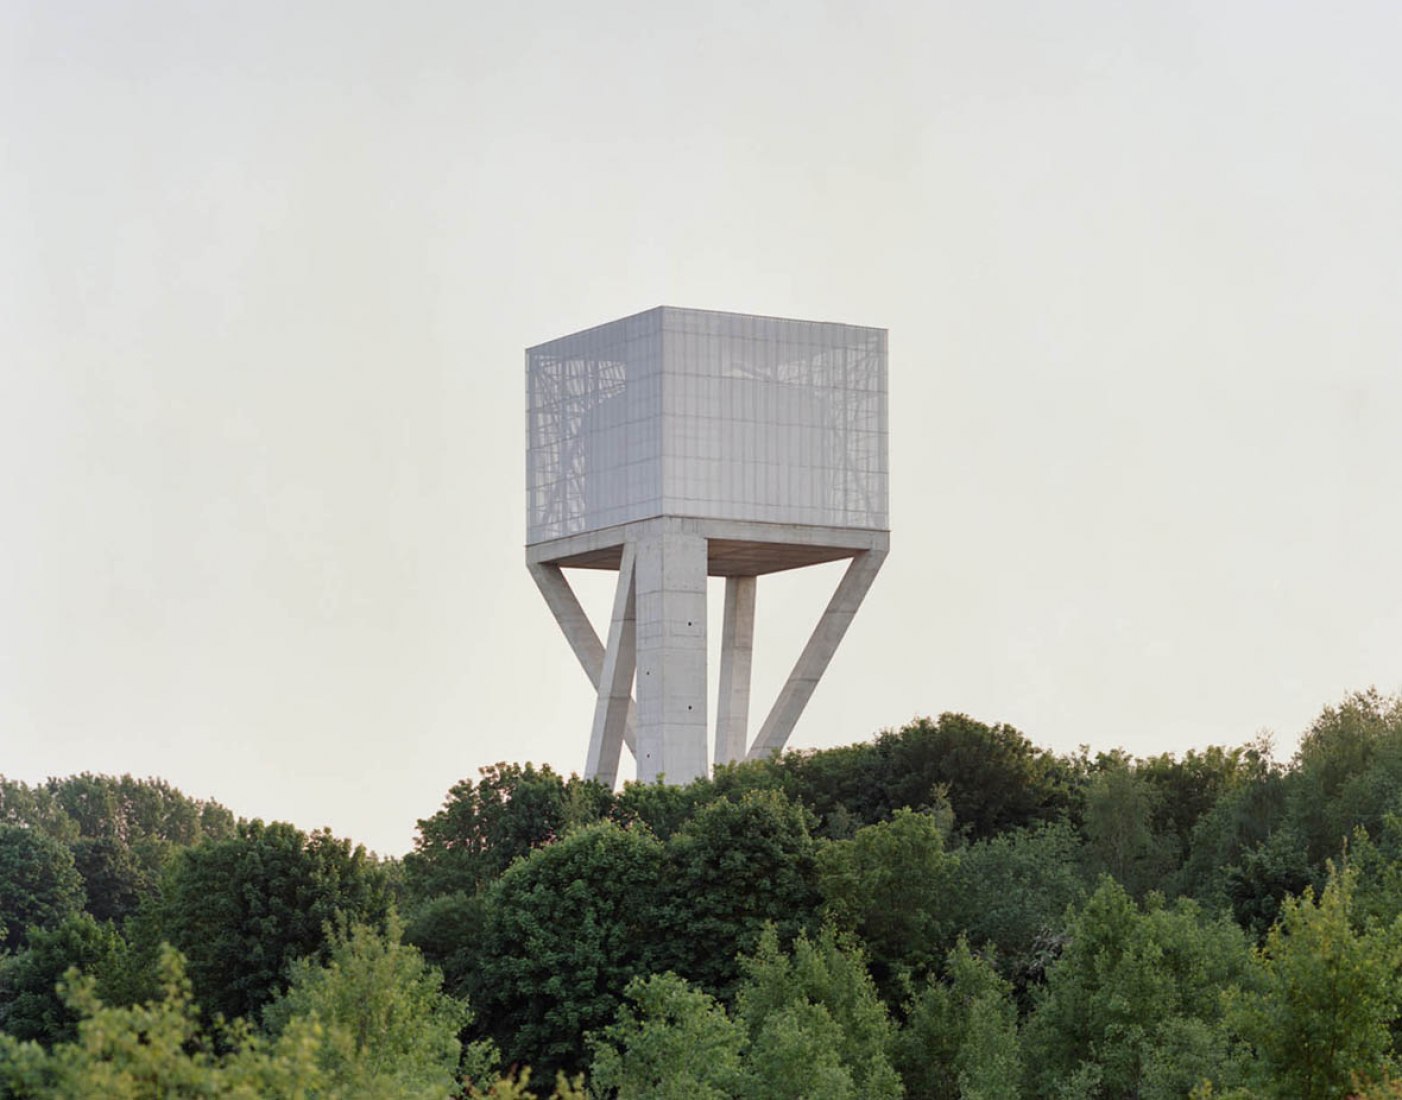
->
[[634, 528, 709, 784], [585, 544, 637, 788], [747, 547, 887, 761], [715, 575, 756, 767], [527, 561, 636, 754]]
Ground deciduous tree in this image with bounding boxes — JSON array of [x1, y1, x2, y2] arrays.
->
[[1226, 862, 1401, 1099], [262, 914, 483, 1098], [0, 914, 125, 1046], [472, 821, 666, 1079], [156, 820, 390, 1022], [0, 826, 85, 952], [589, 972, 745, 1099], [656, 789, 821, 999], [735, 925, 901, 1100]]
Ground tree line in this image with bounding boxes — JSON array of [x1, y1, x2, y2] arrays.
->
[[5, 690, 1402, 1096]]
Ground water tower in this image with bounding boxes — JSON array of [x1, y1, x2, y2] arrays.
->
[[526, 307, 888, 787]]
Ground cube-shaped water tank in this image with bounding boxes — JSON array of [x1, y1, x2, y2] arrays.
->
[[526, 307, 888, 545]]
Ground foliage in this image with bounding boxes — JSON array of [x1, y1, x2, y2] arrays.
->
[[589, 972, 745, 1099], [1347, 817, 1402, 928], [740, 999, 857, 1099], [0, 914, 125, 1046], [1289, 689, 1402, 864], [1082, 756, 1177, 898], [262, 913, 478, 1098], [472, 821, 666, 1079], [402, 888, 486, 1000], [1138, 743, 1265, 865], [945, 821, 1087, 993], [0, 826, 85, 952], [1177, 761, 1303, 935], [0, 783, 77, 844], [465, 1068, 589, 1099], [1225, 861, 1402, 1099], [43, 774, 236, 850], [155, 819, 390, 1022], [895, 937, 1022, 1100], [16, 690, 1402, 1096], [655, 789, 821, 999], [873, 713, 1072, 840], [0, 946, 325, 1098], [957, 979, 1024, 1100], [0, 774, 236, 927], [779, 712, 1070, 840], [817, 807, 956, 989], [734, 925, 901, 1099], [404, 763, 611, 901], [609, 778, 715, 842], [1023, 876, 1253, 1098], [1222, 826, 1314, 940]]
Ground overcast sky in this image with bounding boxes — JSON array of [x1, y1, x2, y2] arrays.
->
[[3, 1, 1400, 855]]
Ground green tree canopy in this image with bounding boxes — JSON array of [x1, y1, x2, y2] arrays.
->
[[656, 789, 821, 999], [1288, 689, 1402, 864], [262, 914, 483, 1098], [404, 763, 610, 900], [734, 925, 901, 1100], [155, 820, 390, 1022], [1226, 862, 1402, 1099], [1081, 757, 1177, 899], [0, 947, 325, 1099], [472, 820, 666, 1079], [0, 825, 85, 952], [1023, 877, 1253, 1098], [817, 806, 956, 989], [0, 914, 125, 1046], [589, 972, 745, 1100], [895, 937, 1023, 1100], [945, 821, 1087, 993]]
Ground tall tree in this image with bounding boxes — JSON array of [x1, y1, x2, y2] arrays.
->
[[895, 938, 1023, 1100], [1023, 877, 1253, 1099], [1226, 862, 1402, 1100], [1288, 689, 1402, 864], [156, 820, 390, 1022], [262, 916, 486, 1098], [0, 915, 125, 1046], [0, 947, 325, 1098], [734, 925, 902, 1100], [589, 972, 746, 1100], [1082, 757, 1176, 898], [945, 821, 1087, 993], [817, 807, 957, 990], [472, 821, 666, 1079], [656, 789, 821, 1000], [404, 763, 610, 900], [0, 826, 85, 952], [876, 713, 1071, 839]]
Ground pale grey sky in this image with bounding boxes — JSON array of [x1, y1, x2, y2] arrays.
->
[[3, 1, 1400, 855]]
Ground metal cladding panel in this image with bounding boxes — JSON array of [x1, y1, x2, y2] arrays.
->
[[527, 309, 665, 544], [527, 307, 888, 545]]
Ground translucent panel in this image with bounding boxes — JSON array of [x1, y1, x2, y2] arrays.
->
[[526, 307, 889, 544]]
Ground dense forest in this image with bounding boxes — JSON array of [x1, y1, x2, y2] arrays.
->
[[5, 690, 1402, 1097]]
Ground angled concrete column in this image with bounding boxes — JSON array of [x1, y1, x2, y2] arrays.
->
[[527, 561, 636, 754], [748, 547, 887, 761], [633, 523, 708, 784], [585, 544, 637, 788], [715, 575, 756, 767]]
